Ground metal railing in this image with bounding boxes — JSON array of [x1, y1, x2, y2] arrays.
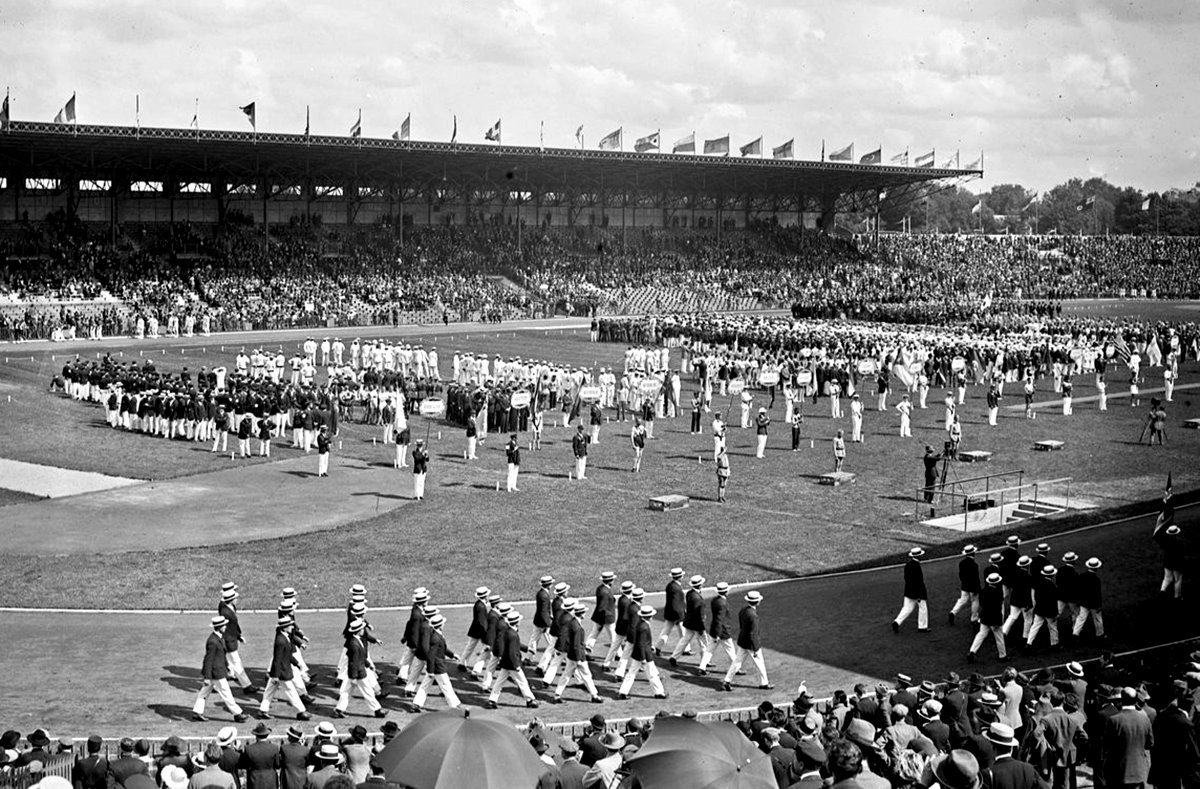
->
[[919, 476, 1073, 532], [914, 468, 1025, 522]]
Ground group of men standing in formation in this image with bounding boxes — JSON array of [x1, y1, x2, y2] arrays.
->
[[190, 568, 776, 722]]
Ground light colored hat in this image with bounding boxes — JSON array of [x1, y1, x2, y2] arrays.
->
[[1006, 535, 1020, 546], [317, 743, 341, 761], [1041, 565, 1058, 577], [638, 605, 657, 618], [412, 588, 430, 602], [985, 723, 1017, 748], [281, 587, 297, 599], [347, 619, 365, 634], [573, 603, 588, 615], [985, 573, 1002, 585], [497, 602, 513, 614], [909, 547, 926, 558], [487, 593, 502, 604], [601, 571, 616, 581], [670, 568, 684, 578], [620, 580, 634, 593], [690, 574, 705, 588], [715, 582, 729, 593], [1066, 662, 1084, 678], [1086, 557, 1103, 570], [962, 545, 977, 555], [429, 614, 446, 628], [920, 700, 943, 720], [161, 766, 189, 789], [745, 591, 763, 603], [505, 610, 523, 624], [210, 616, 228, 628], [1017, 556, 1032, 568], [1167, 525, 1182, 535], [1036, 543, 1050, 554], [632, 587, 645, 599], [349, 583, 366, 596], [562, 597, 579, 609], [315, 721, 337, 738], [539, 575, 555, 586], [1062, 552, 1078, 563], [216, 726, 237, 746], [475, 586, 490, 598], [553, 582, 570, 595]]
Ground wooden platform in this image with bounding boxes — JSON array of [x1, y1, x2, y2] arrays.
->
[[1034, 440, 1065, 451], [818, 471, 857, 486], [649, 494, 690, 511], [958, 450, 993, 463], [1184, 418, 1200, 430]]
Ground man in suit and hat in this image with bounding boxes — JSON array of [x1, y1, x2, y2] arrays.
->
[[983, 722, 1041, 789], [669, 574, 710, 668], [302, 745, 340, 789], [586, 571, 618, 654], [396, 587, 429, 685], [411, 613, 459, 712], [721, 590, 772, 692], [654, 568, 687, 655], [190, 744, 235, 789], [411, 438, 429, 499], [239, 723, 280, 789], [892, 547, 930, 633], [618, 605, 667, 700], [106, 738, 149, 788], [698, 581, 735, 677], [458, 586, 491, 673], [949, 545, 981, 627], [485, 610, 539, 709], [193, 616, 248, 722], [335, 619, 386, 718], [581, 732, 625, 789], [1026, 565, 1061, 650], [1102, 687, 1154, 789], [73, 735, 108, 789], [967, 573, 1009, 664], [259, 616, 310, 721], [217, 583, 257, 695], [277, 727, 308, 789], [552, 602, 602, 705], [526, 575, 555, 665], [1073, 558, 1105, 640], [931, 750, 982, 789]]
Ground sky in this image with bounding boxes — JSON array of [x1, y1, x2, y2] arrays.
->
[[1, 0, 1197, 194]]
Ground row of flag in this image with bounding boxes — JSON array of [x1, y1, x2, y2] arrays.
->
[[826, 143, 982, 170], [0, 92, 983, 171]]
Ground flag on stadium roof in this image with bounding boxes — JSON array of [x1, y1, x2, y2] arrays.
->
[[964, 153, 983, 171], [1076, 195, 1096, 212], [0, 90, 9, 131], [889, 150, 908, 166], [634, 131, 660, 153], [703, 135, 730, 155], [575, 124, 584, 148], [941, 150, 960, 169], [672, 132, 695, 154], [398, 113, 411, 141], [971, 200, 982, 215], [828, 143, 853, 162], [239, 101, 255, 130], [484, 118, 501, 143], [739, 136, 762, 157], [451, 114, 457, 144], [599, 127, 622, 150], [913, 150, 935, 167], [1141, 197, 1152, 211], [54, 93, 77, 125], [350, 110, 362, 139], [859, 147, 881, 165], [304, 105, 310, 138], [191, 98, 199, 136], [772, 139, 793, 159]]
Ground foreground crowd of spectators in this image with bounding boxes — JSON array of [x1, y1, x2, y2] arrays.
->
[[3, 218, 1200, 342], [2, 643, 1196, 789]]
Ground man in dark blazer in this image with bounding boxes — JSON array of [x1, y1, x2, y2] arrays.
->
[[258, 617, 310, 720], [948, 544, 981, 627], [1150, 683, 1199, 789], [239, 723, 281, 789], [457, 586, 491, 673], [587, 571, 617, 654], [72, 735, 108, 789], [700, 581, 735, 676], [411, 613, 459, 712], [485, 610, 539, 709], [1102, 687, 1153, 789], [105, 738, 148, 789], [1040, 689, 1079, 789], [669, 574, 709, 668], [217, 583, 256, 694], [721, 590, 772, 691], [617, 605, 667, 700], [277, 727, 308, 789], [193, 616, 248, 723], [892, 547, 930, 633], [337, 619, 386, 717], [553, 602, 602, 704], [983, 723, 1045, 789], [526, 575, 555, 665], [762, 727, 798, 788], [654, 567, 686, 655]]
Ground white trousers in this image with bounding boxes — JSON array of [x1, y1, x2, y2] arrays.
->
[[555, 659, 598, 698], [894, 597, 928, 629], [488, 668, 535, 702], [655, 620, 684, 650], [1026, 614, 1059, 646], [670, 628, 711, 660], [225, 650, 252, 688], [723, 646, 768, 685], [969, 624, 1007, 658], [507, 463, 520, 491], [1162, 568, 1183, 598], [1072, 606, 1105, 637], [193, 679, 243, 716], [699, 637, 736, 671], [413, 472, 427, 498], [586, 621, 615, 650], [618, 659, 665, 696], [1001, 606, 1032, 639], [950, 591, 980, 622], [259, 677, 305, 713], [336, 677, 382, 712], [413, 672, 460, 709]]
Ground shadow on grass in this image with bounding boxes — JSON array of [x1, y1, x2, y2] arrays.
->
[[148, 703, 198, 722], [282, 470, 318, 479], [348, 492, 408, 500]]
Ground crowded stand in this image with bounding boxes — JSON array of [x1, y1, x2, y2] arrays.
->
[[4, 220, 1200, 342]]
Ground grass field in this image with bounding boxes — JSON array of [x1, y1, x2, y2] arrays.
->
[[0, 310, 1196, 610]]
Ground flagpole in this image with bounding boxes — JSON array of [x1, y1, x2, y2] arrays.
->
[[135, 94, 140, 138]]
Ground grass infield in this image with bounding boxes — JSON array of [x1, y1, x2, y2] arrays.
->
[[0, 312, 1196, 612]]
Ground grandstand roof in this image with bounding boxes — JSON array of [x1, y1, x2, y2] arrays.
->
[[0, 121, 979, 203]]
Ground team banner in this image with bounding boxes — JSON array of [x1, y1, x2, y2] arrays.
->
[[859, 148, 882, 165], [599, 127, 622, 150], [739, 136, 762, 157], [703, 135, 730, 155], [634, 131, 660, 152], [672, 132, 695, 153], [914, 150, 935, 167], [772, 139, 793, 159], [828, 143, 853, 161]]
